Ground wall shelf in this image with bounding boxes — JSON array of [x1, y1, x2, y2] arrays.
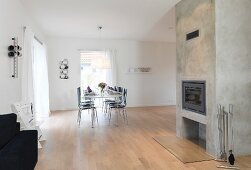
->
[[126, 67, 152, 74]]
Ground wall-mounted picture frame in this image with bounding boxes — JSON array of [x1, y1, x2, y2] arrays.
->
[[59, 59, 69, 79]]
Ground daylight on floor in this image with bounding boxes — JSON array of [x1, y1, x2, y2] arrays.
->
[[0, 0, 251, 169]]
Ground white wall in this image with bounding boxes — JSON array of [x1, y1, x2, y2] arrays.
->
[[47, 38, 176, 111], [0, 0, 45, 113]]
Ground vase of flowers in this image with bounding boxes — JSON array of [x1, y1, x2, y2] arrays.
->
[[98, 82, 107, 95]]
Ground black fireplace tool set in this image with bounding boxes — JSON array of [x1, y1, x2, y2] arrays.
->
[[216, 104, 239, 169]]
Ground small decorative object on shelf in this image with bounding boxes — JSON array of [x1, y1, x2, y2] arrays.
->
[[98, 82, 107, 94], [87, 86, 92, 93], [8, 37, 22, 78], [59, 59, 69, 79], [127, 67, 152, 74]]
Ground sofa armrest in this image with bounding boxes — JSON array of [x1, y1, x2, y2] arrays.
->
[[0, 130, 38, 170], [2, 130, 38, 154]]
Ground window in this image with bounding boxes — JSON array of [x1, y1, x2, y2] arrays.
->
[[80, 51, 112, 90]]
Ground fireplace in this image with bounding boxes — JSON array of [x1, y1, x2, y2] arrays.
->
[[182, 81, 206, 115]]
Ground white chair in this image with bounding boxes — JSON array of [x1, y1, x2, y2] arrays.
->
[[11, 102, 45, 149]]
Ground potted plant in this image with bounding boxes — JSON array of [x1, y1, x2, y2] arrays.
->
[[98, 82, 107, 95]]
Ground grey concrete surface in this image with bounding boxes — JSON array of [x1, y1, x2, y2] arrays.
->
[[176, 0, 251, 157]]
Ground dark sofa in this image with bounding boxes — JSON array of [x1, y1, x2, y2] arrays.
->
[[0, 113, 38, 170]]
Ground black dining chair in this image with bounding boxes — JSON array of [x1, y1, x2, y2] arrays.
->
[[103, 86, 123, 113], [77, 87, 98, 128], [78, 87, 93, 104], [108, 88, 128, 125]]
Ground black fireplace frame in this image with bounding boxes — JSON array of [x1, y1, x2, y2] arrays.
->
[[182, 81, 206, 115]]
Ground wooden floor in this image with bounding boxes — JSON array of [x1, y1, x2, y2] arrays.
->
[[36, 106, 251, 170]]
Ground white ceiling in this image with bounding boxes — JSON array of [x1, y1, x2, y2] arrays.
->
[[20, 0, 180, 42]]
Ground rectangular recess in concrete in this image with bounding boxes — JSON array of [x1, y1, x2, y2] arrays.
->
[[182, 117, 206, 150]]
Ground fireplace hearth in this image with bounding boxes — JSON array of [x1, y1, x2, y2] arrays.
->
[[182, 81, 206, 115]]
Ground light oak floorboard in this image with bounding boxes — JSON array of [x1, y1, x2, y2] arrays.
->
[[36, 106, 251, 170]]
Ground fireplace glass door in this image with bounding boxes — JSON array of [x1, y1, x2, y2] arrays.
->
[[182, 81, 206, 115]]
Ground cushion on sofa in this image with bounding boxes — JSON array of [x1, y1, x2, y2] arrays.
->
[[0, 114, 17, 149]]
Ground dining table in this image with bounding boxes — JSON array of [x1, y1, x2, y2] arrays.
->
[[82, 90, 122, 126], [83, 90, 122, 100]]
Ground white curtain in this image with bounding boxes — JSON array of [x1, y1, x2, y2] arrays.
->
[[105, 49, 117, 86], [22, 26, 50, 119], [33, 39, 50, 119], [21, 27, 35, 104]]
